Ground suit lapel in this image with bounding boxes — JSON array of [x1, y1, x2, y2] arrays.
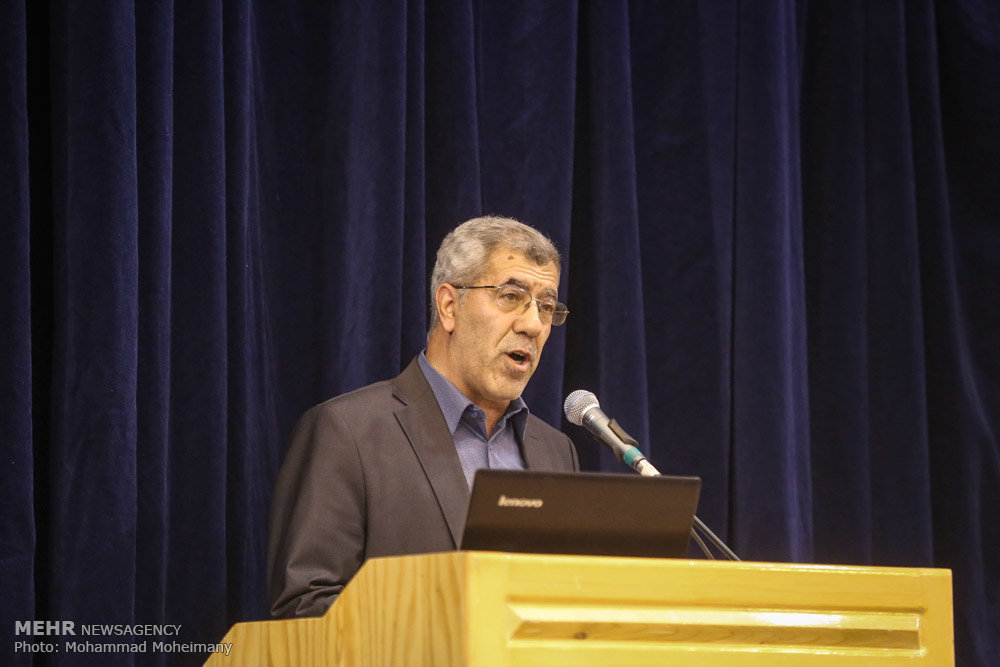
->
[[521, 416, 579, 472], [392, 359, 471, 547], [520, 425, 547, 470]]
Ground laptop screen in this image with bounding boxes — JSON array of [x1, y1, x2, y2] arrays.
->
[[460, 470, 701, 559]]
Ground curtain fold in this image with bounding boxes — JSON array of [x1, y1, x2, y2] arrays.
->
[[2, 0, 997, 664], [921, 2, 1000, 658], [728, 0, 813, 560], [49, 0, 141, 633], [0, 0, 35, 654], [801, 0, 875, 563]]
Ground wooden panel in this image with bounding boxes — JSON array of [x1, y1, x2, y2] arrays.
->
[[208, 616, 325, 665], [206, 552, 953, 666]]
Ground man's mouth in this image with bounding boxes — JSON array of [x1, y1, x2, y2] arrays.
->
[[506, 350, 533, 367]]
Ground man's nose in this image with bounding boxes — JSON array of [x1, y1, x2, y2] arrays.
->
[[513, 300, 546, 336]]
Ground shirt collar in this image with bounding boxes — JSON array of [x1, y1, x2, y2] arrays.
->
[[418, 351, 529, 439]]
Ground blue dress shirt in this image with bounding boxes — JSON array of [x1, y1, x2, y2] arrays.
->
[[418, 352, 527, 487]]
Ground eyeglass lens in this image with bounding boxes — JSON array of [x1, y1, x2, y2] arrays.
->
[[496, 285, 567, 325]]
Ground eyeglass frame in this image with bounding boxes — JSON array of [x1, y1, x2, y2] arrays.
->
[[450, 283, 569, 326]]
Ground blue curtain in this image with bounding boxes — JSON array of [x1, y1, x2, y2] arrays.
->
[[1, 1, 997, 664]]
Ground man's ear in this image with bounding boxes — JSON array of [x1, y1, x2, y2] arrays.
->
[[435, 284, 459, 334]]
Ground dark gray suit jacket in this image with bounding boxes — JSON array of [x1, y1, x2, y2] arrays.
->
[[267, 357, 579, 618]]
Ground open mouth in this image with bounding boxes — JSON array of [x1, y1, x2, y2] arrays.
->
[[507, 351, 531, 365]]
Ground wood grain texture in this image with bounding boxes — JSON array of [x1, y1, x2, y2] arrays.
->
[[206, 552, 953, 666]]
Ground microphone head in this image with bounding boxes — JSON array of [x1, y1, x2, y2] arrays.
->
[[564, 390, 599, 426]]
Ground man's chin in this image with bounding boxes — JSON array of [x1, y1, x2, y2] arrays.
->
[[501, 366, 533, 387]]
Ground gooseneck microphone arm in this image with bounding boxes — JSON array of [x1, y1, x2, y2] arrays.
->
[[564, 390, 741, 561]]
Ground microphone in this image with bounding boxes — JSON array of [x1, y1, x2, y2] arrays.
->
[[563, 390, 660, 477], [563, 389, 741, 561]]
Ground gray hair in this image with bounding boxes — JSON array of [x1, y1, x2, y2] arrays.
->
[[428, 216, 561, 334]]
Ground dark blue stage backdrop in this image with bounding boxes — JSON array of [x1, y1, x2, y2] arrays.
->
[[2, 1, 997, 665]]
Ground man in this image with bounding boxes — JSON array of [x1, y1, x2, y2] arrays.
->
[[267, 216, 579, 618]]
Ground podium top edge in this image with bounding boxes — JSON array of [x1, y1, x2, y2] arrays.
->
[[365, 550, 952, 577]]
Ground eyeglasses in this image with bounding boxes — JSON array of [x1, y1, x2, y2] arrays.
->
[[452, 284, 569, 326]]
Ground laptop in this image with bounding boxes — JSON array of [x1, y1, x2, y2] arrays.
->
[[460, 469, 701, 559]]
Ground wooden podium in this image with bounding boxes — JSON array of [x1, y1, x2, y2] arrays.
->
[[208, 552, 953, 666]]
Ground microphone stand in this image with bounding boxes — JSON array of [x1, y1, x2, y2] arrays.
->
[[607, 420, 741, 561]]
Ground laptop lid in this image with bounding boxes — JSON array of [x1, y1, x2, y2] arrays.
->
[[460, 470, 701, 559]]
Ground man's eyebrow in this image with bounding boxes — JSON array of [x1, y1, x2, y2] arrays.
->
[[501, 277, 530, 289]]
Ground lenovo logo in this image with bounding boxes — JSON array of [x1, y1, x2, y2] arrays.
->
[[497, 494, 544, 508]]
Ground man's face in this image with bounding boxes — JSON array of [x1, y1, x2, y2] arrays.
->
[[447, 249, 559, 414]]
